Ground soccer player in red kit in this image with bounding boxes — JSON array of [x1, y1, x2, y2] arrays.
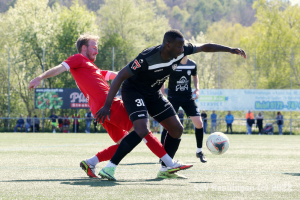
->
[[28, 34, 192, 179]]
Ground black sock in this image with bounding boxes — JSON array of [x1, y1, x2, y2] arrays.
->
[[195, 128, 204, 148], [161, 133, 181, 167], [160, 129, 167, 144], [110, 131, 142, 165]]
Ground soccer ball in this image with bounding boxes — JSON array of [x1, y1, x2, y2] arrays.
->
[[206, 132, 229, 155]]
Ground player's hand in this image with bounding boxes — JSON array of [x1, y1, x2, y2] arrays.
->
[[192, 89, 199, 100], [95, 105, 111, 124], [230, 48, 247, 59], [28, 77, 42, 91]]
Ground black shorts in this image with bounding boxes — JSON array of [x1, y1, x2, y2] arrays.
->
[[168, 95, 200, 117], [121, 88, 176, 123]]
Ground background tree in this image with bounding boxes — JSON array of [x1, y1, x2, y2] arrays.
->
[[97, 0, 170, 71], [0, 0, 98, 117], [241, 0, 300, 89]]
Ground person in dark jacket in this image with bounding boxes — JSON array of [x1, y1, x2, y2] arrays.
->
[[256, 112, 263, 135], [14, 115, 25, 132], [276, 112, 284, 135]]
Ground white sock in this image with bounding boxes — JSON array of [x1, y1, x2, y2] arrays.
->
[[160, 154, 175, 167], [87, 156, 99, 167], [160, 165, 168, 172], [197, 148, 202, 153], [105, 161, 117, 168]]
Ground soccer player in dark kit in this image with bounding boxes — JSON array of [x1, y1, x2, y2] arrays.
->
[[96, 29, 246, 180], [160, 55, 208, 164], [29, 34, 189, 179]]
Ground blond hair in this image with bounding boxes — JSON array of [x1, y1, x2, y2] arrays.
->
[[75, 34, 99, 53]]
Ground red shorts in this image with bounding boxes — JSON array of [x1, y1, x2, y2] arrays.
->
[[91, 98, 133, 143], [58, 123, 63, 128]]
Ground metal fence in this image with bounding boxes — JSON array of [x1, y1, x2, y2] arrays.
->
[[0, 117, 299, 135], [0, 117, 107, 133], [179, 118, 298, 135]]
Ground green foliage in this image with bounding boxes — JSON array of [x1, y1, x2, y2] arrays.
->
[[241, 0, 300, 89], [0, 0, 98, 117], [97, 0, 170, 71]]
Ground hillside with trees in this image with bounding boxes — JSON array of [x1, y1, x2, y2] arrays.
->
[[0, 0, 299, 119]]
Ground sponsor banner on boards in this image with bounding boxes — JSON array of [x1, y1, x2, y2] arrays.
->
[[35, 88, 88, 109], [195, 89, 300, 111]]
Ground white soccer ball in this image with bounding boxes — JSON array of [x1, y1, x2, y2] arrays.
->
[[206, 132, 229, 155]]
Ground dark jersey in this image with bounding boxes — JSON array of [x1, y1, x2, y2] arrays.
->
[[123, 43, 196, 100], [49, 115, 58, 122], [168, 59, 197, 97]]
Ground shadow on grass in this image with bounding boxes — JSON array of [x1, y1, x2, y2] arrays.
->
[[190, 182, 213, 184], [3, 177, 189, 187], [60, 178, 189, 187], [119, 161, 198, 166], [284, 173, 300, 176], [119, 162, 157, 166]]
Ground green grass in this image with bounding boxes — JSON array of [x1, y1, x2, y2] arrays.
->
[[0, 133, 299, 199]]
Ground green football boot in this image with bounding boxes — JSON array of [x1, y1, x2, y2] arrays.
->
[[157, 171, 187, 179], [98, 167, 116, 181]]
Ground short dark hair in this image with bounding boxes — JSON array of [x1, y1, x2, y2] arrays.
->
[[75, 34, 99, 53], [163, 29, 184, 44]]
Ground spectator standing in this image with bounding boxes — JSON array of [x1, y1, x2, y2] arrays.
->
[[178, 110, 184, 126], [72, 111, 80, 133], [33, 115, 40, 132], [201, 110, 207, 134], [63, 114, 70, 133], [58, 115, 63, 132], [225, 111, 234, 134], [276, 112, 284, 135], [49, 111, 58, 133], [246, 110, 254, 135], [85, 109, 93, 133], [210, 110, 217, 133], [93, 118, 98, 133], [256, 112, 264, 135], [25, 115, 31, 133], [14, 115, 24, 132]]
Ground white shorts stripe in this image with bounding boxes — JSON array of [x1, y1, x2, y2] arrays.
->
[[152, 105, 172, 118], [129, 110, 148, 118]]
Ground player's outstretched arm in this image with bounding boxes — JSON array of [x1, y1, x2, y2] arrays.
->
[[28, 64, 67, 91], [107, 71, 118, 80], [95, 67, 131, 123], [195, 43, 247, 59]]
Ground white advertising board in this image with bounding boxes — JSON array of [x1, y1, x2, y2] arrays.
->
[[195, 89, 300, 111]]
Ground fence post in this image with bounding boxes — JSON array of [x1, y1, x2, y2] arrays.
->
[[112, 47, 114, 71], [33, 117, 35, 133], [42, 47, 45, 132], [254, 50, 256, 89], [217, 53, 220, 131], [7, 48, 10, 131], [290, 48, 293, 135]]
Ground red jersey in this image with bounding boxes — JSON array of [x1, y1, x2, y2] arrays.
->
[[62, 54, 111, 111]]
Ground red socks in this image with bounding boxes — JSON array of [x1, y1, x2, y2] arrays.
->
[[95, 132, 167, 163], [144, 132, 167, 158], [96, 144, 119, 162]]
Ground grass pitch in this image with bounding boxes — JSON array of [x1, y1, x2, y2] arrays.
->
[[0, 133, 299, 200]]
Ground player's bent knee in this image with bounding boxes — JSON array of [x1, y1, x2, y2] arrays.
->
[[135, 129, 150, 138], [168, 124, 183, 138]]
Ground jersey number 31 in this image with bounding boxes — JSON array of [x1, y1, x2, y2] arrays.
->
[[135, 99, 145, 107]]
